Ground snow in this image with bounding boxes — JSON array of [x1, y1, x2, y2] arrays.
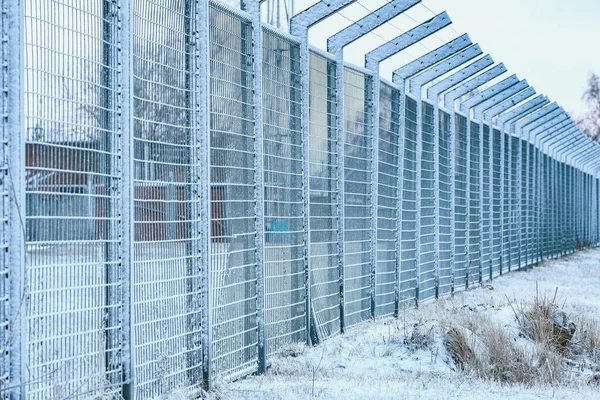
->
[[210, 248, 600, 400]]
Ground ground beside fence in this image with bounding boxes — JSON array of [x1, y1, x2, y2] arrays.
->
[[211, 248, 600, 400]]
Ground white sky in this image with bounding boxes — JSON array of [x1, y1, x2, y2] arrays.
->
[[260, 0, 600, 117]]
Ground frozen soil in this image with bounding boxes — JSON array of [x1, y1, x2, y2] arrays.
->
[[208, 248, 600, 400]]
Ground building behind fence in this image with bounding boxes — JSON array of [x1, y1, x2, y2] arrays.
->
[[2, 0, 600, 398]]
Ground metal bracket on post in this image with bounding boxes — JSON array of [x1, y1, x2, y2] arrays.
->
[[6, 0, 26, 397], [395, 35, 474, 300], [443, 64, 507, 110], [241, 0, 267, 374], [290, 0, 358, 345]]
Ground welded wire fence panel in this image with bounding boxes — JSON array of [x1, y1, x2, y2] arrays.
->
[[510, 136, 520, 268], [343, 68, 372, 327], [438, 111, 452, 296], [308, 51, 340, 339], [468, 121, 481, 284], [262, 28, 305, 354], [208, 4, 258, 378], [22, 1, 123, 398], [376, 83, 400, 316], [481, 125, 492, 279], [491, 129, 502, 277], [419, 102, 436, 300], [502, 133, 510, 272], [453, 114, 468, 289], [400, 97, 418, 303], [542, 154, 550, 258], [131, 1, 202, 396], [528, 143, 536, 264], [520, 139, 528, 267]]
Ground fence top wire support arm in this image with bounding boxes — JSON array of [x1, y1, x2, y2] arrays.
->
[[326, 0, 422, 319], [513, 104, 563, 137], [538, 121, 577, 151], [395, 35, 476, 96], [459, 75, 520, 117], [290, 0, 357, 345], [546, 126, 580, 157], [482, 87, 536, 124], [523, 113, 570, 147], [442, 63, 507, 111], [495, 95, 549, 127], [426, 55, 494, 103]]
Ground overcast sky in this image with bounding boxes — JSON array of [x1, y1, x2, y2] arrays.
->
[[259, 0, 599, 117]]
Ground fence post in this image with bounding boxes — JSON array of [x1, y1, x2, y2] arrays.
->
[[6, 0, 26, 397], [240, 0, 266, 374], [118, 0, 135, 397], [196, 0, 211, 389]]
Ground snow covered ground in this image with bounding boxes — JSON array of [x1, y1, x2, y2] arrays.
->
[[210, 248, 600, 399]]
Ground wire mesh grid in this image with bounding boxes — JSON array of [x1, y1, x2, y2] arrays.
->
[[22, 0, 122, 397], [453, 114, 468, 290], [208, 3, 258, 379], [131, 0, 203, 397], [437, 111, 452, 296], [399, 97, 418, 304], [308, 51, 340, 339], [375, 83, 400, 316], [262, 28, 305, 354], [491, 128, 502, 277], [481, 125, 492, 279], [520, 139, 528, 267], [502, 132, 511, 272], [342, 68, 372, 327], [468, 121, 481, 284], [527, 143, 536, 264], [419, 102, 436, 301], [510, 136, 520, 267]]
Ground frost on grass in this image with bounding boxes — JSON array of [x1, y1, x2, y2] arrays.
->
[[214, 248, 600, 400]]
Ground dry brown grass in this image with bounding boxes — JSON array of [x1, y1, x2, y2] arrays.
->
[[572, 314, 600, 363]]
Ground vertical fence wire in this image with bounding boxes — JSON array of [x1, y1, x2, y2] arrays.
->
[[510, 136, 520, 267], [262, 28, 305, 354], [502, 132, 511, 272], [399, 96, 418, 303], [437, 111, 453, 296], [375, 83, 400, 315], [22, 1, 123, 397], [419, 102, 436, 300], [1, 0, 9, 390], [308, 52, 339, 339], [528, 143, 536, 263], [453, 115, 468, 289], [481, 125, 492, 278], [342, 68, 371, 327], [468, 121, 481, 283]]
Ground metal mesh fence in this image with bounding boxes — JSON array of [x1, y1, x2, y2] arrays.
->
[[454, 114, 468, 290], [3, 1, 600, 396], [208, 3, 257, 380], [342, 67, 372, 327], [308, 51, 340, 339], [468, 121, 481, 284], [481, 124, 492, 279], [376, 83, 400, 316], [419, 102, 436, 300], [23, 1, 123, 398], [262, 27, 305, 354], [438, 111, 453, 296], [400, 97, 418, 303]]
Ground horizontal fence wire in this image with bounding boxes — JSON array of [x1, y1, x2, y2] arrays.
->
[[3, 0, 600, 397]]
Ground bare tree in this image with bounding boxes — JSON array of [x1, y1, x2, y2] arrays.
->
[[576, 73, 600, 142]]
